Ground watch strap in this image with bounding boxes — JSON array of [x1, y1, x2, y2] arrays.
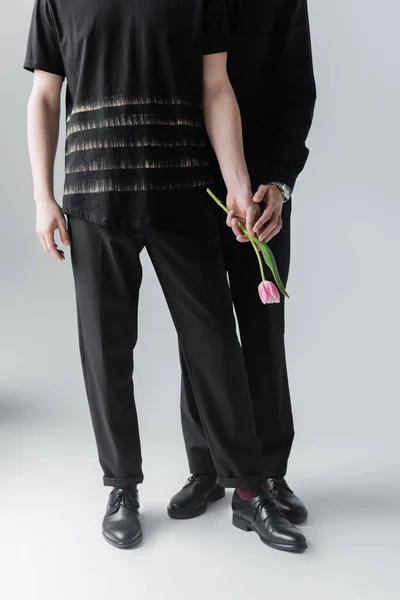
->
[[269, 181, 292, 202]]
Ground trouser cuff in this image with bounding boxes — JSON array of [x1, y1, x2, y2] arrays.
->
[[188, 460, 217, 476], [103, 474, 144, 488], [261, 444, 293, 478], [218, 473, 264, 489], [263, 461, 289, 479]]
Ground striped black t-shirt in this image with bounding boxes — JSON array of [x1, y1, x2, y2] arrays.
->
[[24, 0, 229, 226]]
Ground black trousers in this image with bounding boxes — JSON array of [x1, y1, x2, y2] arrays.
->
[[180, 186, 294, 478], [68, 199, 264, 489]]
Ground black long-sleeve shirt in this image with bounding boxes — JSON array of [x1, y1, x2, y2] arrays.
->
[[225, 0, 317, 190]]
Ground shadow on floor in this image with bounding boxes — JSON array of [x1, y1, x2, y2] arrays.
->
[[303, 485, 400, 522], [140, 491, 230, 543], [0, 390, 70, 427]]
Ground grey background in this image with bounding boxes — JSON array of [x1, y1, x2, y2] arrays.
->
[[1, 1, 399, 599]]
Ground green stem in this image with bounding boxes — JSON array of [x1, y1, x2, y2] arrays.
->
[[249, 237, 266, 281], [207, 188, 230, 215], [207, 188, 266, 281]]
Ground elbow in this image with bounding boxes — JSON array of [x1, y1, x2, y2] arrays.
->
[[28, 88, 61, 116], [204, 74, 231, 104]]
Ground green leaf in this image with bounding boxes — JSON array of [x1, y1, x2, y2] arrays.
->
[[253, 238, 290, 299]]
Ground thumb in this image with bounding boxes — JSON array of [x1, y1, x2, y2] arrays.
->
[[58, 217, 71, 246], [253, 185, 268, 204]]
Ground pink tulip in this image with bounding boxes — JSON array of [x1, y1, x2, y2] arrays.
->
[[258, 281, 281, 305]]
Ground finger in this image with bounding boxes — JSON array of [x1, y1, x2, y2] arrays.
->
[[259, 218, 280, 242], [38, 233, 49, 253], [57, 217, 71, 246], [44, 232, 64, 262], [254, 206, 275, 233], [236, 234, 249, 243], [264, 224, 283, 244], [40, 233, 65, 258], [226, 210, 236, 228], [260, 219, 283, 243], [252, 185, 268, 204], [231, 218, 243, 238], [246, 204, 259, 236]]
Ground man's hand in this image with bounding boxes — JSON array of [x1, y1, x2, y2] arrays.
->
[[226, 188, 260, 242], [36, 198, 70, 262], [253, 184, 284, 243]]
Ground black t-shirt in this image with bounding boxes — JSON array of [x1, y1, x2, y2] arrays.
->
[[24, 0, 229, 227]]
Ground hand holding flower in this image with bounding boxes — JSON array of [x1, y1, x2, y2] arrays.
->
[[207, 189, 289, 303], [226, 188, 259, 238], [253, 184, 284, 243]]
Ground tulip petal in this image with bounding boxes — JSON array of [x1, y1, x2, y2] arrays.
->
[[258, 281, 281, 305], [258, 282, 268, 304]]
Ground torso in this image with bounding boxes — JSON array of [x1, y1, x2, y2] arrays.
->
[[48, 0, 213, 224]]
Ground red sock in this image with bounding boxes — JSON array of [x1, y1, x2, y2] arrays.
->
[[236, 486, 264, 501]]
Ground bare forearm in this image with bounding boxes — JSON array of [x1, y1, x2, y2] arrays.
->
[[203, 82, 251, 195], [27, 91, 60, 203]]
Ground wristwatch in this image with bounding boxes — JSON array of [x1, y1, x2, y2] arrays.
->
[[269, 182, 292, 202]]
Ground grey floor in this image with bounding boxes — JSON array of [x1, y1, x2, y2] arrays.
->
[[2, 252, 399, 600]]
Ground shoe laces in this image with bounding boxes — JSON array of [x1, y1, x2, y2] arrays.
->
[[110, 489, 139, 510], [184, 474, 210, 487], [257, 494, 287, 521], [269, 477, 293, 493]]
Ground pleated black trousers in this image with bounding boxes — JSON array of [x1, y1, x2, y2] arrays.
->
[[68, 196, 264, 489], [180, 185, 295, 478]]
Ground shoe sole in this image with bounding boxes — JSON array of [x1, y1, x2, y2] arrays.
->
[[167, 487, 226, 520], [102, 531, 143, 550], [232, 514, 308, 553]]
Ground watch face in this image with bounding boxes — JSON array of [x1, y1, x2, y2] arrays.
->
[[278, 184, 290, 200]]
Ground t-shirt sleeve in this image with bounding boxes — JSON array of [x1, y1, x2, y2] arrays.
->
[[24, 0, 65, 77], [203, 0, 230, 55]]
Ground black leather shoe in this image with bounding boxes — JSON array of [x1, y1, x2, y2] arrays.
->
[[102, 488, 143, 549], [168, 474, 225, 519], [266, 478, 308, 524], [232, 491, 308, 553]]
